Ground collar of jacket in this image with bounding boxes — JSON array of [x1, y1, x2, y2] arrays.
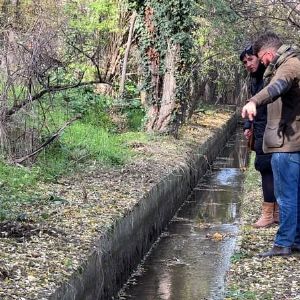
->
[[263, 45, 300, 81]]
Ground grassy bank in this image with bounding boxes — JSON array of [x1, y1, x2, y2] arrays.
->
[[225, 153, 300, 300], [1, 91, 233, 223], [0, 88, 147, 221], [0, 107, 234, 300], [0, 129, 147, 220]]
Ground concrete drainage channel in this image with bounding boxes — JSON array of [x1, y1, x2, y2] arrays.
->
[[118, 127, 249, 300], [50, 114, 239, 300]]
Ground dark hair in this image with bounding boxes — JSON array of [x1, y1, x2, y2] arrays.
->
[[253, 32, 283, 55], [239, 45, 254, 61]]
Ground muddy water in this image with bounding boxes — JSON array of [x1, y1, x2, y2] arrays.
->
[[118, 130, 249, 300]]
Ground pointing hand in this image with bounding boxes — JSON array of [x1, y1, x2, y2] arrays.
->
[[242, 101, 257, 121]]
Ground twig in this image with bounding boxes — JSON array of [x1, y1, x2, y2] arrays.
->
[[11, 114, 81, 164]]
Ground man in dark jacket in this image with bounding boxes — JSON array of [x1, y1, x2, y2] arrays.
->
[[240, 46, 277, 228], [242, 32, 300, 257]]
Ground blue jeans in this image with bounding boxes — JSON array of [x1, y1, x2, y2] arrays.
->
[[271, 152, 300, 247]]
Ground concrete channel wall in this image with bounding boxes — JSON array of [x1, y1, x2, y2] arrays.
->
[[50, 113, 238, 300]]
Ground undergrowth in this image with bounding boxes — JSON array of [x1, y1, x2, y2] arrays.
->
[[0, 87, 147, 220]]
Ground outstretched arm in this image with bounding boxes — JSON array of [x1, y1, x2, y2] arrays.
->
[[250, 57, 300, 106]]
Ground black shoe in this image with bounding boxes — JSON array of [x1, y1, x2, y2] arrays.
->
[[258, 245, 291, 258], [291, 244, 300, 252]]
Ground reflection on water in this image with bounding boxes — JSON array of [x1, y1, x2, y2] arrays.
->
[[118, 129, 248, 300], [216, 168, 241, 186]]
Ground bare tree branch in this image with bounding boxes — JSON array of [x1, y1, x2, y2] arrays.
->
[[11, 114, 82, 164], [6, 77, 110, 117]]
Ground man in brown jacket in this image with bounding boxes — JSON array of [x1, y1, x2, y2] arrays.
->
[[242, 32, 300, 257]]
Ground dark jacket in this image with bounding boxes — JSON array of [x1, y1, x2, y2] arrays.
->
[[251, 45, 300, 153], [244, 63, 272, 172]]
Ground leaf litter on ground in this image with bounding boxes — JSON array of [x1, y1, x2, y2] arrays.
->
[[0, 110, 233, 300]]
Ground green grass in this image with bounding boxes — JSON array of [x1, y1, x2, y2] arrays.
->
[[0, 125, 147, 220], [225, 287, 273, 300], [242, 153, 260, 190], [0, 161, 38, 188], [0, 161, 41, 220], [121, 98, 145, 131], [62, 123, 132, 165], [34, 143, 75, 181], [0, 121, 148, 209], [0, 161, 40, 201], [34, 123, 148, 182], [126, 108, 145, 131], [0, 88, 148, 220], [29, 90, 147, 177], [225, 288, 258, 299], [230, 251, 249, 263]]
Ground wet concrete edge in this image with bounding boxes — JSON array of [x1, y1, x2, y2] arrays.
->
[[49, 113, 238, 300]]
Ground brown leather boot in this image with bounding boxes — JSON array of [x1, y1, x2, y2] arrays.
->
[[253, 202, 275, 228], [274, 202, 279, 224], [258, 245, 291, 258]]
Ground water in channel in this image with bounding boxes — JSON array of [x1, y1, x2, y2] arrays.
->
[[118, 129, 249, 300]]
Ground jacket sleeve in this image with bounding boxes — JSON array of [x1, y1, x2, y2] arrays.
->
[[250, 57, 300, 106], [243, 120, 252, 131]]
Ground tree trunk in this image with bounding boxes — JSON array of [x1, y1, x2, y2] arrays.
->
[[143, 5, 161, 130], [146, 42, 179, 133], [119, 11, 137, 98], [187, 68, 207, 118]]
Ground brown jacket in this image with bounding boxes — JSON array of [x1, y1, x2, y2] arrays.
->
[[250, 45, 300, 153]]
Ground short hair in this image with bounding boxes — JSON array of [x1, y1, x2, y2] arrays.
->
[[253, 32, 283, 55], [239, 45, 254, 61]]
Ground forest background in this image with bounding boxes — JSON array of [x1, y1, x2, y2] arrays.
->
[[0, 0, 299, 219]]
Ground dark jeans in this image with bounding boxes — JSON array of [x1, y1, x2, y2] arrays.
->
[[260, 170, 276, 203], [255, 153, 276, 203]]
